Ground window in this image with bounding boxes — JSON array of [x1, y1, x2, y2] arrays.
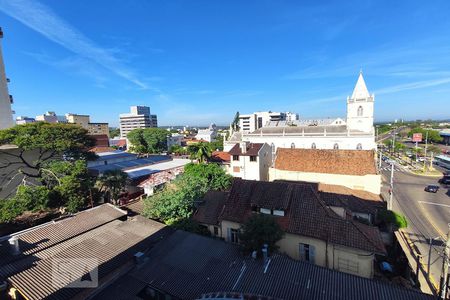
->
[[291, 143, 295, 149], [233, 155, 239, 161], [273, 210, 285, 216], [299, 243, 315, 264], [260, 208, 271, 214], [333, 143, 339, 150], [357, 106, 363, 117], [228, 228, 239, 244], [311, 143, 316, 149], [250, 156, 257, 162], [213, 226, 219, 236], [257, 117, 263, 128], [356, 143, 362, 150]]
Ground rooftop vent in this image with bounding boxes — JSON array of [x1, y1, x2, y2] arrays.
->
[[8, 236, 20, 256]]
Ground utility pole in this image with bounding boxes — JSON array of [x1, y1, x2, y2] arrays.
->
[[439, 224, 450, 299], [392, 128, 396, 157], [379, 148, 382, 170], [424, 130, 429, 172], [389, 162, 394, 211]]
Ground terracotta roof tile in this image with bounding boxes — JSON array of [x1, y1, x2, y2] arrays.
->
[[274, 148, 377, 175], [211, 151, 231, 163], [219, 179, 386, 254]]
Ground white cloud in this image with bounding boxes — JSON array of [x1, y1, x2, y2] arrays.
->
[[0, 0, 148, 89]]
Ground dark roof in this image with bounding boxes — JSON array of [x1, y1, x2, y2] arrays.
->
[[0, 204, 126, 267], [318, 183, 384, 215], [220, 180, 386, 254], [228, 143, 264, 156], [93, 230, 433, 300], [274, 148, 377, 175], [0, 212, 170, 300], [193, 191, 227, 225]]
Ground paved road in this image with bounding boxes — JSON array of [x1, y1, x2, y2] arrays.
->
[[381, 161, 449, 289]]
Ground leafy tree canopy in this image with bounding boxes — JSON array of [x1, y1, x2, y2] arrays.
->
[[407, 127, 443, 143], [96, 169, 129, 205], [127, 128, 170, 154], [187, 142, 212, 163], [109, 127, 120, 138], [143, 163, 231, 224], [184, 163, 232, 191], [239, 214, 284, 255]]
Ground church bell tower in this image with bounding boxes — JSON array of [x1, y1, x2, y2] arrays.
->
[[346, 71, 374, 133]]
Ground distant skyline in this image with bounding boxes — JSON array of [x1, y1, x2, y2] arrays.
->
[[0, 0, 449, 127]]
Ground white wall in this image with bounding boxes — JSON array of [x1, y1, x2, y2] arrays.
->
[[228, 143, 272, 181], [243, 134, 376, 152]]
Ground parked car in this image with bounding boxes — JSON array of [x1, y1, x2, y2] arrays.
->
[[424, 185, 439, 193]]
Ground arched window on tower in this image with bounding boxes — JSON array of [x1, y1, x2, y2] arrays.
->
[[357, 106, 363, 117], [311, 143, 316, 149], [333, 143, 339, 150], [291, 143, 295, 149], [356, 143, 362, 150]]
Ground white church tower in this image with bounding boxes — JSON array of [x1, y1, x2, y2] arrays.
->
[[0, 27, 14, 130], [346, 71, 374, 133]]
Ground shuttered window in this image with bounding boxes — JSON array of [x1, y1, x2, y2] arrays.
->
[[299, 243, 315, 264]]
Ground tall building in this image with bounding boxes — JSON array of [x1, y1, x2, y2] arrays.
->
[[66, 113, 109, 137], [119, 105, 158, 138], [239, 111, 287, 133], [0, 27, 14, 130]]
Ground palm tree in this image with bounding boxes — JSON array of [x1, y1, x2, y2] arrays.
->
[[187, 142, 212, 163], [96, 169, 129, 205]]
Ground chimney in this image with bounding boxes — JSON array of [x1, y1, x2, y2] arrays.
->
[[240, 141, 248, 154], [8, 236, 20, 255], [262, 243, 268, 266]]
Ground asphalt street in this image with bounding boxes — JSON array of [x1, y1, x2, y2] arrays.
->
[[381, 160, 449, 288]]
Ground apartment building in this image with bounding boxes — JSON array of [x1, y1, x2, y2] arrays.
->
[[239, 111, 287, 132], [65, 113, 109, 137], [0, 27, 14, 130], [119, 105, 158, 138]]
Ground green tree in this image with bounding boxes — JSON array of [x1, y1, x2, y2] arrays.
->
[[0, 123, 95, 179], [109, 127, 120, 138], [239, 214, 284, 255], [143, 163, 231, 224], [187, 142, 212, 163], [41, 160, 95, 211], [408, 128, 443, 143], [210, 139, 224, 151], [97, 170, 129, 205], [183, 163, 232, 191], [0, 185, 53, 223], [127, 128, 170, 154]]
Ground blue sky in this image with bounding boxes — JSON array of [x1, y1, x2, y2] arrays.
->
[[0, 0, 449, 127]]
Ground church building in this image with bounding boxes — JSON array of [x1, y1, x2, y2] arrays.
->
[[225, 72, 376, 151]]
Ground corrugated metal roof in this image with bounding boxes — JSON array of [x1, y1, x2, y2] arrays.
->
[[93, 230, 434, 300], [4, 216, 170, 300]]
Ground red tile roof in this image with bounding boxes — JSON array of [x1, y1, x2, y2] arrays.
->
[[274, 148, 377, 176], [228, 143, 264, 156], [211, 151, 231, 163], [218, 179, 386, 254]]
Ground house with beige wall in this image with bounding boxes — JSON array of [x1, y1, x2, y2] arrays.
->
[[228, 142, 272, 181], [269, 148, 381, 194], [193, 179, 386, 279]]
